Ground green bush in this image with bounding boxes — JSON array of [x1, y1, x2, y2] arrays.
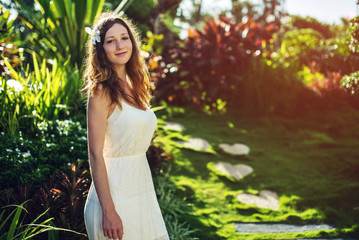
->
[[0, 118, 88, 191]]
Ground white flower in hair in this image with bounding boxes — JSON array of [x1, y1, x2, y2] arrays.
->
[[85, 25, 101, 45]]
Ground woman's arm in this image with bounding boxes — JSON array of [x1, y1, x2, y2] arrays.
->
[[87, 84, 123, 239]]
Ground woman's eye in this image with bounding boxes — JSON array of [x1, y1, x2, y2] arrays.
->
[[106, 40, 113, 43], [122, 37, 129, 40]]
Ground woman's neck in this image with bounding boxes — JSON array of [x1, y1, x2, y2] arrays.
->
[[113, 64, 127, 81]]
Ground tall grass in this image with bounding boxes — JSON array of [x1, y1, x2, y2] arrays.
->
[[154, 169, 198, 240]]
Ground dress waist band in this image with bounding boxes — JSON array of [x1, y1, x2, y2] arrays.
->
[[104, 152, 146, 161]]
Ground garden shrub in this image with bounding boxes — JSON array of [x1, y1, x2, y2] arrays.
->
[[154, 16, 278, 112], [0, 118, 88, 191]]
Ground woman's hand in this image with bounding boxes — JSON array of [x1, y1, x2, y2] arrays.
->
[[102, 211, 124, 239]]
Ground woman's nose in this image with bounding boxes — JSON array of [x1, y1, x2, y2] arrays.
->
[[116, 41, 124, 49]]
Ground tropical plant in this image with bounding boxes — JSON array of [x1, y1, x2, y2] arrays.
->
[[0, 7, 14, 43], [0, 6, 21, 77], [14, 0, 131, 66], [47, 161, 91, 239], [1, 52, 83, 136]]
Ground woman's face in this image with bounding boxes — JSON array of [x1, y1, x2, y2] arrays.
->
[[103, 23, 133, 67]]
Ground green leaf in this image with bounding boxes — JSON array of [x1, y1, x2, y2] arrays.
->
[[2, 58, 20, 82], [7, 205, 24, 239], [47, 221, 59, 240], [33, 52, 40, 81]]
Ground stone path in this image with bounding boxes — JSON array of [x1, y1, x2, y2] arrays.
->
[[236, 190, 280, 211], [212, 141, 348, 237], [214, 162, 253, 181], [218, 143, 250, 155], [235, 222, 335, 233], [235, 223, 358, 239], [177, 137, 211, 151], [164, 122, 185, 131], [164, 125, 352, 238]]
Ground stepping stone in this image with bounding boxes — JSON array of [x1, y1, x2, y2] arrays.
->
[[219, 143, 250, 155], [164, 122, 185, 131], [235, 222, 335, 233], [177, 137, 210, 151], [215, 162, 253, 181], [236, 190, 280, 211]]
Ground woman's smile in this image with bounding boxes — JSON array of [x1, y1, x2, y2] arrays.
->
[[115, 51, 127, 57]]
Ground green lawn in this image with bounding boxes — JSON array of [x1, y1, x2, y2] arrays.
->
[[154, 104, 359, 240]]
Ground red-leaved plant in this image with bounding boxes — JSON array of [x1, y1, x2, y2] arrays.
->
[[153, 16, 278, 111]]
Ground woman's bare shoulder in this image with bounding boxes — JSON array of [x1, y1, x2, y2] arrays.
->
[[88, 83, 111, 109]]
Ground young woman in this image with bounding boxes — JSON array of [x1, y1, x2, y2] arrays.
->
[[81, 12, 169, 240]]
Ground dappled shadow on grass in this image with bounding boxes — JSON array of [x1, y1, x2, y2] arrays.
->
[[157, 104, 359, 239]]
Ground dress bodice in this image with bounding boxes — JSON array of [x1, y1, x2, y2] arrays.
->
[[103, 100, 157, 158]]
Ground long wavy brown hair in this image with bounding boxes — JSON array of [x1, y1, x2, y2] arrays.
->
[[81, 12, 150, 110]]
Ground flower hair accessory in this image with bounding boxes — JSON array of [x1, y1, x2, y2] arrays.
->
[[85, 25, 101, 45]]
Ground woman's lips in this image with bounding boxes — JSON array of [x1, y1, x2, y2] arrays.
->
[[115, 52, 127, 57]]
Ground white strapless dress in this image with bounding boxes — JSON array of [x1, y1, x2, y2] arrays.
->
[[84, 100, 169, 240]]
